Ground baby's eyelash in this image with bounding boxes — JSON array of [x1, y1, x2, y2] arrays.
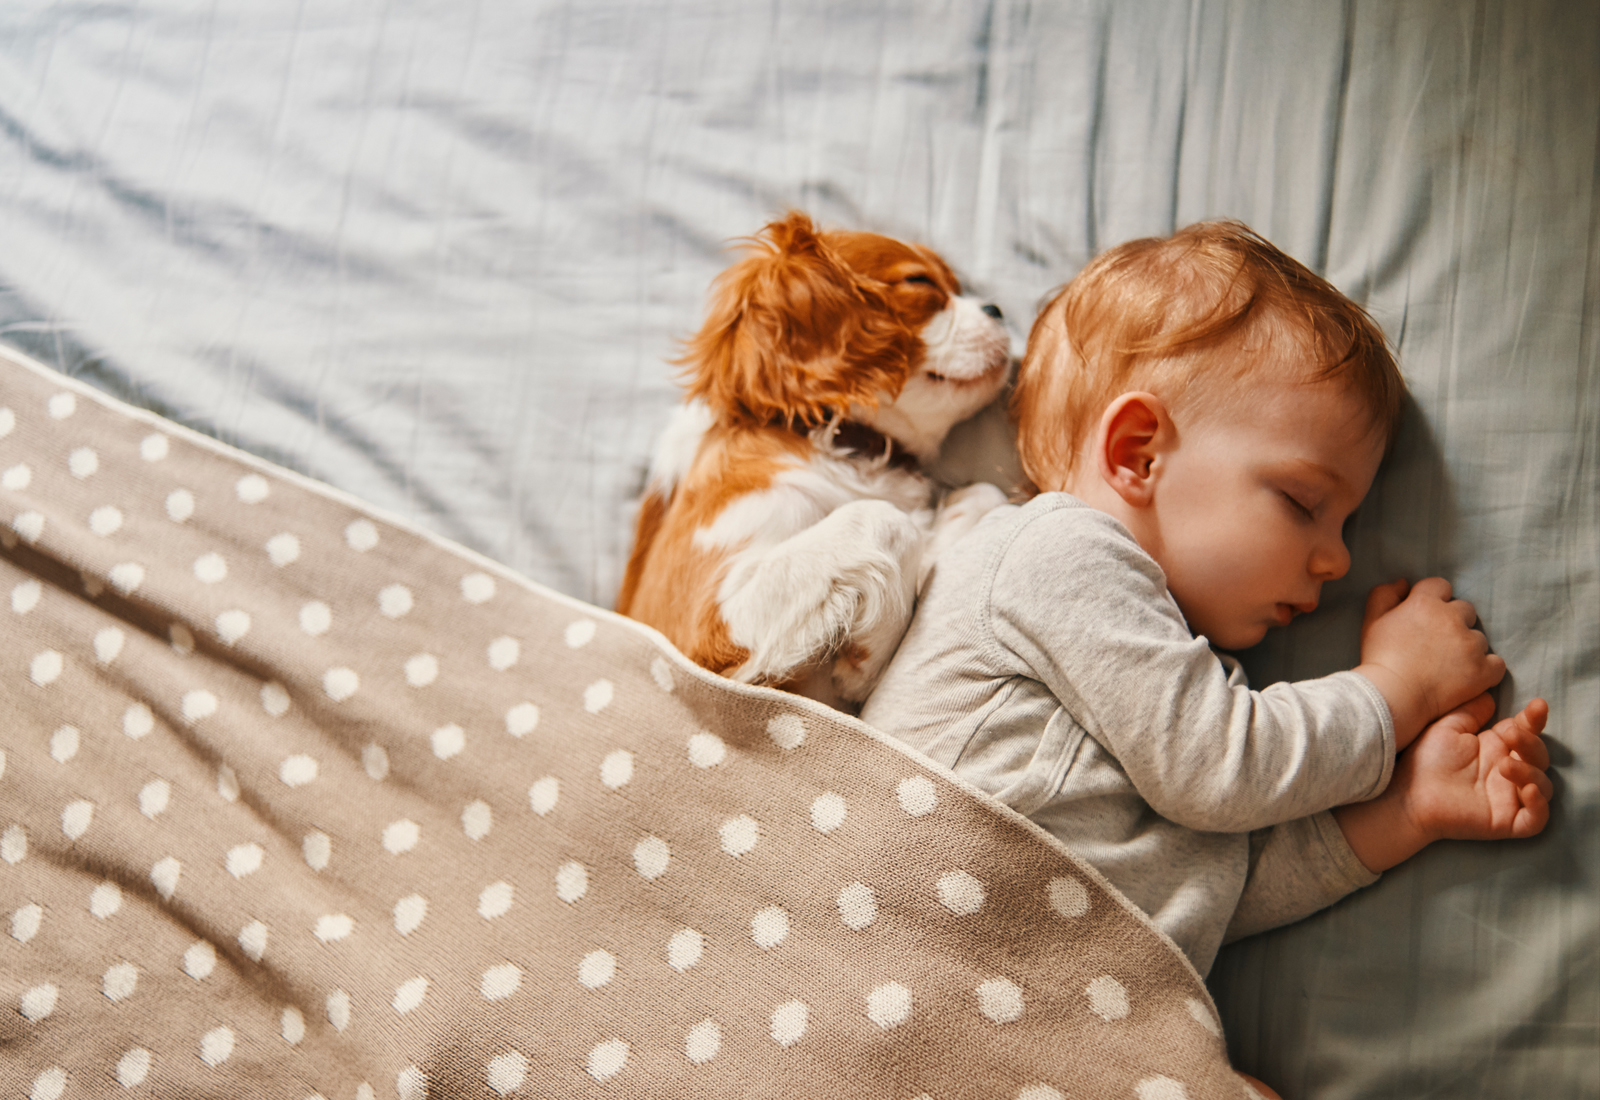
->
[[1280, 490, 1315, 519]]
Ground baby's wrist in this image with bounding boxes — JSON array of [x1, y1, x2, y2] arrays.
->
[[1354, 662, 1425, 748], [1334, 786, 1432, 873]]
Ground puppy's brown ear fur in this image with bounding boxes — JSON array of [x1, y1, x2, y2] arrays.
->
[[679, 211, 923, 427]]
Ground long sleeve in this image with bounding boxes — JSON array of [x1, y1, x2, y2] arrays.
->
[[1224, 811, 1380, 942], [983, 498, 1395, 833]]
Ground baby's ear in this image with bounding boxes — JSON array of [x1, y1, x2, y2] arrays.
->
[[1095, 392, 1168, 506], [678, 212, 916, 426]]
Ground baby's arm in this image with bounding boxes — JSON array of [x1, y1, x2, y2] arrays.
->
[[1333, 695, 1553, 872], [1355, 578, 1507, 748]]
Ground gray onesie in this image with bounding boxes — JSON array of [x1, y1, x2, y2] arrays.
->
[[860, 493, 1390, 973]]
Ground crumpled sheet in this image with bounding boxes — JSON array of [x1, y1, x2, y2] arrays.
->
[[0, 1, 1594, 1095]]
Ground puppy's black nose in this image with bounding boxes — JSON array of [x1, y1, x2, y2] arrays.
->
[[981, 303, 1003, 320]]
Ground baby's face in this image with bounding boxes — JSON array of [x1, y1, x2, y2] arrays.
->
[[1148, 380, 1386, 650]]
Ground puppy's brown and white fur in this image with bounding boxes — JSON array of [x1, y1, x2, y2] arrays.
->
[[618, 212, 1009, 706]]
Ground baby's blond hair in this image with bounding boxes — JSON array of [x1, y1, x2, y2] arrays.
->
[[1012, 220, 1404, 493]]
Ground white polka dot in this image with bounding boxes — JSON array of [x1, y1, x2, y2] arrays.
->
[[114, 704, 144, 742], [2, 462, 30, 490], [199, 1025, 236, 1067], [485, 1051, 528, 1096], [393, 977, 428, 1014], [397, 1067, 427, 1100], [303, 831, 331, 870], [867, 982, 912, 1029], [1017, 1087, 1066, 1100], [29, 649, 62, 686], [11, 579, 41, 614], [528, 776, 559, 815], [487, 636, 520, 670], [898, 775, 937, 816], [169, 622, 196, 655], [88, 504, 122, 536], [1186, 997, 1222, 1037], [94, 626, 125, 663], [235, 474, 270, 503], [650, 657, 675, 691], [667, 928, 704, 972], [383, 819, 420, 854], [116, 1047, 153, 1087], [481, 964, 521, 1001], [479, 881, 515, 918], [394, 894, 428, 935], [584, 679, 614, 713], [323, 667, 359, 701], [49, 725, 79, 763], [977, 977, 1025, 1023], [68, 446, 98, 478], [227, 843, 265, 878], [837, 882, 877, 930], [215, 609, 251, 645], [586, 1039, 629, 1082], [282, 1006, 306, 1044], [720, 815, 759, 857], [811, 792, 847, 833], [600, 749, 633, 789], [193, 552, 227, 583], [278, 755, 318, 787], [183, 940, 217, 980], [327, 990, 352, 1031], [2, 824, 27, 864], [1086, 975, 1130, 1021], [506, 702, 540, 737], [462, 800, 492, 840], [48, 392, 76, 419], [140, 433, 168, 461], [427, 724, 464, 760], [261, 681, 291, 716], [266, 532, 301, 566], [405, 654, 439, 686], [751, 905, 790, 949], [578, 949, 617, 989], [687, 731, 726, 768], [767, 713, 806, 750], [685, 1019, 721, 1064], [217, 764, 240, 802], [20, 983, 58, 1021], [60, 799, 93, 839], [103, 961, 139, 1002], [344, 518, 379, 551], [938, 870, 987, 916], [461, 572, 496, 603], [140, 780, 171, 819], [1135, 1078, 1191, 1100], [364, 744, 390, 781], [166, 488, 195, 522], [565, 619, 596, 647], [90, 881, 122, 918], [182, 692, 218, 730], [1048, 876, 1090, 918], [633, 835, 670, 880], [770, 1000, 809, 1047], [9, 513, 42, 550], [11, 903, 43, 943], [0, 407, 11, 436], [378, 584, 413, 617], [238, 919, 269, 961], [80, 570, 105, 599], [555, 861, 588, 903], [30, 1067, 66, 1100], [151, 856, 181, 900], [299, 601, 332, 635]]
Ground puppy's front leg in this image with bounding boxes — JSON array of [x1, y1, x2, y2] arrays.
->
[[919, 481, 1009, 591], [719, 499, 924, 698]]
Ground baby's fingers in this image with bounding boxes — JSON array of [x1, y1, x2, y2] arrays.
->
[[1497, 700, 1552, 769], [1497, 756, 1554, 802], [1509, 783, 1552, 839]]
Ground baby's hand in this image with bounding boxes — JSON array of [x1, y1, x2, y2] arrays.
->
[[1400, 695, 1552, 843], [1355, 578, 1506, 748], [1334, 695, 1553, 873]]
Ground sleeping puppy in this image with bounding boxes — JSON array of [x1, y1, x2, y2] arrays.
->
[[617, 212, 1009, 707]]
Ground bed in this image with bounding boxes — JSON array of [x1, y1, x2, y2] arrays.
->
[[1, 1, 1595, 1096]]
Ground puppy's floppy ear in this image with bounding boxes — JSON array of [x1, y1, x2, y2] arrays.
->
[[679, 211, 922, 427]]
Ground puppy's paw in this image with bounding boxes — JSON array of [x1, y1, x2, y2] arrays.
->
[[920, 481, 1009, 590]]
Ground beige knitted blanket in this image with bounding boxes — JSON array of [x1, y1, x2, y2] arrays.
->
[[0, 346, 1242, 1099]]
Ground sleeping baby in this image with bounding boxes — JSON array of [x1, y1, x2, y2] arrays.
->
[[861, 221, 1554, 990]]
